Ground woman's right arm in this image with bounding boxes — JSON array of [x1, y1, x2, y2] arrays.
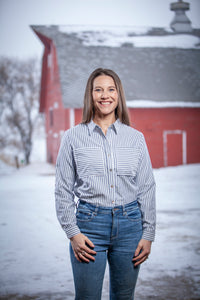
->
[[55, 131, 96, 261], [55, 131, 80, 239]]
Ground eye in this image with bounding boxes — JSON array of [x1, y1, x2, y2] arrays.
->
[[94, 88, 102, 92], [109, 88, 115, 92]]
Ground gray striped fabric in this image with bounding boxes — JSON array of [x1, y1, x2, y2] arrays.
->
[[55, 119, 156, 241]]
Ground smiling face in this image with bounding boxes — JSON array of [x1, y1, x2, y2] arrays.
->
[[92, 75, 119, 121]]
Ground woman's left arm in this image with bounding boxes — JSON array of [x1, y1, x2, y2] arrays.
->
[[133, 133, 156, 266]]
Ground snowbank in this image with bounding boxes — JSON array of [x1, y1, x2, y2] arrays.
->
[[0, 160, 16, 176], [0, 162, 199, 299]]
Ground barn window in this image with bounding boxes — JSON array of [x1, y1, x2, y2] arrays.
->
[[48, 152, 53, 164], [49, 108, 53, 127]]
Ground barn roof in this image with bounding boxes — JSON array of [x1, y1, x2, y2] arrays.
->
[[31, 25, 200, 108]]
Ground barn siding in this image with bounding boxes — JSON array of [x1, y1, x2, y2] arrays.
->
[[45, 102, 200, 167], [129, 107, 200, 168], [42, 41, 66, 163], [52, 107, 200, 168], [33, 26, 200, 167]]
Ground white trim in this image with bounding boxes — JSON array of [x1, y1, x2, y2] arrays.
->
[[60, 130, 64, 137], [163, 131, 168, 167], [54, 102, 59, 109], [182, 131, 187, 164], [163, 130, 187, 167], [126, 100, 200, 108], [69, 108, 75, 128]]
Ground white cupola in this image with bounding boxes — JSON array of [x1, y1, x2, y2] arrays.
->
[[170, 0, 193, 32]]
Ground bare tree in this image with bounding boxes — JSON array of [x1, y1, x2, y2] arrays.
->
[[0, 57, 40, 165]]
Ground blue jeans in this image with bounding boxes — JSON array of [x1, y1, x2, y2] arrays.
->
[[70, 200, 143, 300]]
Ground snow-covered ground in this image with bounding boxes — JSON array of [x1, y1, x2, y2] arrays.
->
[[0, 161, 200, 299]]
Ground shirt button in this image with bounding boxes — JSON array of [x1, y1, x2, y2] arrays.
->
[[111, 185, 114, 188], [110, 169, 112, 172]]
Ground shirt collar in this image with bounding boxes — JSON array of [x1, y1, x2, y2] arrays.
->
[[87, 118, 121, 136], [87, 120, 97, 135]]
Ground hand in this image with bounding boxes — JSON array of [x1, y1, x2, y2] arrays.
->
[[132, 239, 152, 267], [70, 233, 96, 263]]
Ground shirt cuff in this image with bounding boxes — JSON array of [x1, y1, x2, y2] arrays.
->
[[64, 225, 81, 239], [142, 230, 155, 242]]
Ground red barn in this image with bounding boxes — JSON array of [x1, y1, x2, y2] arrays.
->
[[31, 7, 200, 168]]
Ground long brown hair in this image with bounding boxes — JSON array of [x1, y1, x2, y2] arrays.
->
[[82, 68, 130, 126]]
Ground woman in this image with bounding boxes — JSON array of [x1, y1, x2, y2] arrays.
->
[[55, 68, 156, 300]]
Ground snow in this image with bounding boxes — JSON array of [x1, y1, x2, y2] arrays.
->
[[124, 34, 199, 49], [0, 160, 16, 176], [59, 25, 153, 35], [30, 136, 46, 163], [59, 25, 200, 49], [0, 161, 200, 299], [126, 100, 200, 108], [30, 123, 46, 163]]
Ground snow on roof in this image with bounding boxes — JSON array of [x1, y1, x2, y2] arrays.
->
[[59, 25, 151, 35], [58, 25, 200, 49], [126, 100, 200, 108], [32, 25, 200, 108]]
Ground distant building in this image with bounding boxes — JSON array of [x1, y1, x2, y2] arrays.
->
[[31, 0, 200, 168]]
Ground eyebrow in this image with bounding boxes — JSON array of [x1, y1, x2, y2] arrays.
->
[[93, 85, 116, 89]]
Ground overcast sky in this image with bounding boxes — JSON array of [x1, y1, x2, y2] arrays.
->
[[0, 0, 200, 59]]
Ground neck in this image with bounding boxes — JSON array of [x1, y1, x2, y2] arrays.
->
[[93, 114, 116, 135]]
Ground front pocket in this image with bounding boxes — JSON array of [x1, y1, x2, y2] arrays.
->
[[74, 147, 105, 178], [76, 208, 95, 222], [123, 207, 142, 222], [116, 147, 139, 176]]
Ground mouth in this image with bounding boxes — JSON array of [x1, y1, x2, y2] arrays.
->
[[98, 101, 113, 106]]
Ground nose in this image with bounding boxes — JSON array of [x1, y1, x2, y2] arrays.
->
[[101, 90, 109, 99]]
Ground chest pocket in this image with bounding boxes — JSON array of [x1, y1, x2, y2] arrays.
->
[[116, 147, 139, 177], [74, 147, 105, 178]]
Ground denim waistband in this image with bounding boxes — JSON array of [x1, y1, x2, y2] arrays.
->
[[78, 200, 138, 213]]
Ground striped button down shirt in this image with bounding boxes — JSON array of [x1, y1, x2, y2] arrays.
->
[[55, 119, 156, 241]]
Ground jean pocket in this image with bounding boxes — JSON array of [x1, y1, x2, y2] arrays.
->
[[123, 207, 141, 222], [76, 207, 95, 222]]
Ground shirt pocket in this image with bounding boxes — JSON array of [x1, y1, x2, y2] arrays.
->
[[116, 147, 139, 177], [74, 147, 105, 178]]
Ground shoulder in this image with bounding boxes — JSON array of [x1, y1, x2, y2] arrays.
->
[[119, 123, 145, 143], [60, 123, 87, 146], [63, 123, 87, 137], [119, 124, 150, 160]]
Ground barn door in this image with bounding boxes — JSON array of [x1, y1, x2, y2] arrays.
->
[[163, 130, 187, 167]]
